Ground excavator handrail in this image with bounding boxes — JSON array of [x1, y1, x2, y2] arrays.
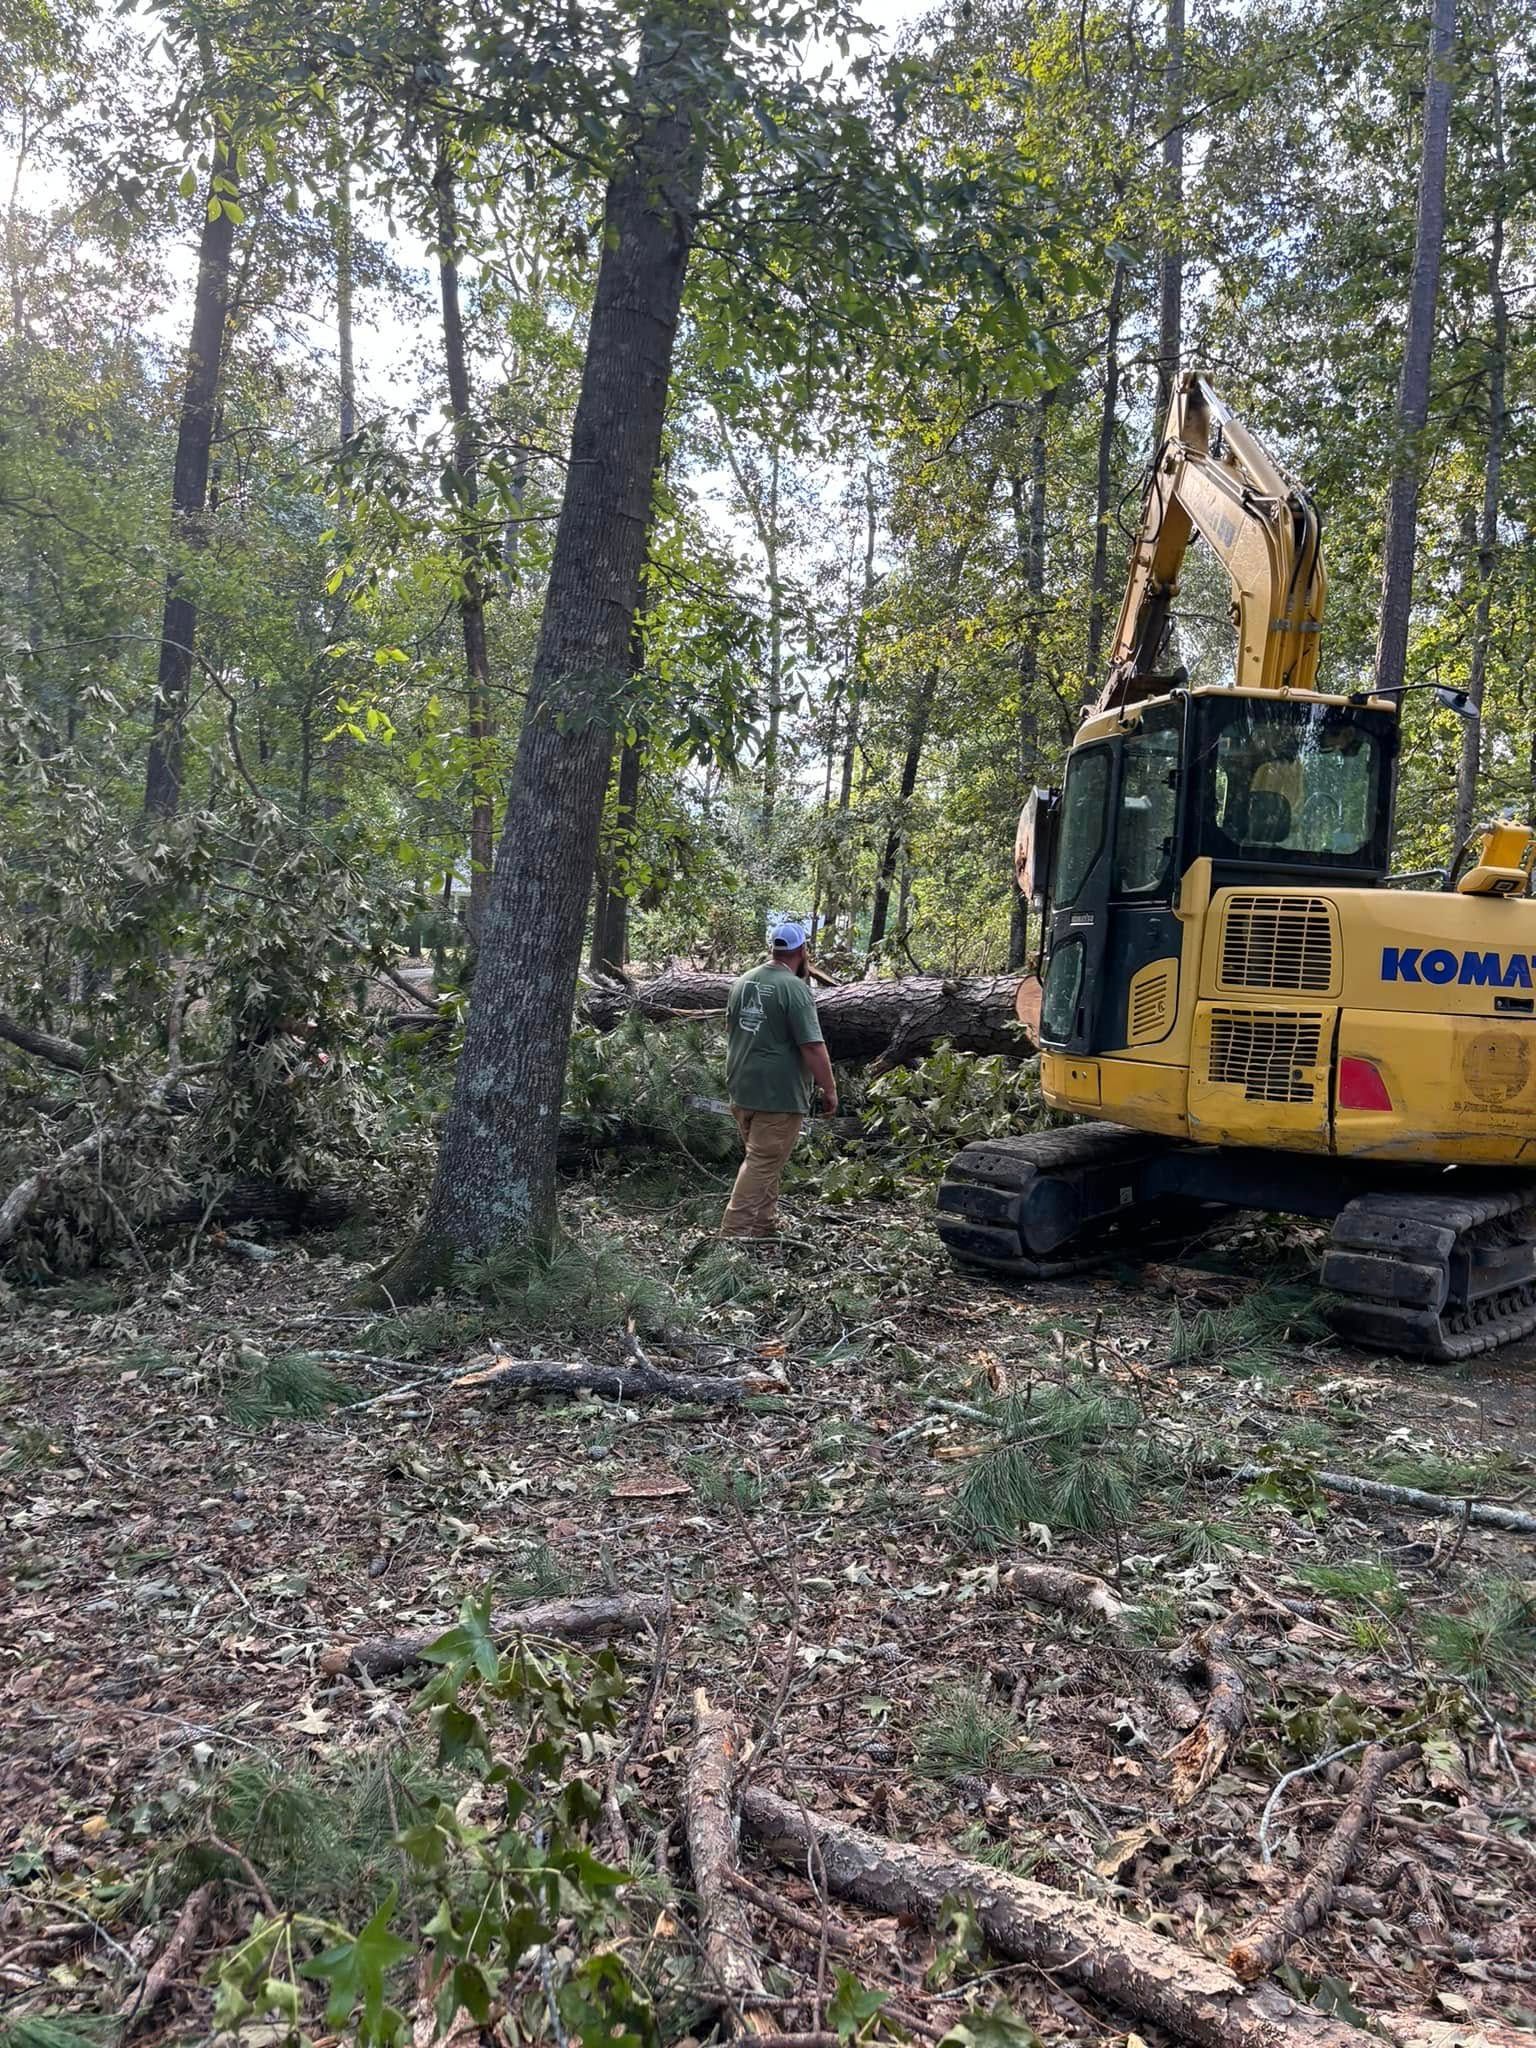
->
[[1095, 372, 1326, 713]]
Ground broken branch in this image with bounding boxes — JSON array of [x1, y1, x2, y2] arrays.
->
[[1164, 1620, 1247, 1806], [740, 1786, 1381, 2048], [119, 1880, 216, 2029], [1234, 1463, 1536, 1536], [686, 1691, 774, 2033], [321, 1591, 668, 1679], [454, 1351, 776, 1405], [1229, 1742, 1419, 1982], [1000, 1560, 1132, 1629]]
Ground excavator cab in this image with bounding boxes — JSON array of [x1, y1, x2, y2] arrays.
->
[[1035, 691, 1399, 1059]]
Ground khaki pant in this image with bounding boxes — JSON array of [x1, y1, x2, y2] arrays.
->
[[719, 1108, 803, 1237]]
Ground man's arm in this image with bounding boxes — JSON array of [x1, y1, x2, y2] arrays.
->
[[800, 1039, 837, 1115]]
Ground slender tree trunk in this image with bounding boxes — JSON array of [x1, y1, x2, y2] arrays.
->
[[1009, 398, 1050, 971], [1451, 61, 1506, 854], [763, 444, 783, 832], [336, 147, 356, 444], [372, 8, 710, 1290], [1374, 0, 1459, 699], [1087, 258, 1127, 674], [143, 135, 238, 818], [1155, 0, 1184, 433], [590, 734, 643, 974], [434, 141, 496, 950], [839, 461, 878, 815], [868, 668, 938, 955]]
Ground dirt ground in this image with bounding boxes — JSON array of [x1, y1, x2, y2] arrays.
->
[[1, 1175, 1533, 2046]]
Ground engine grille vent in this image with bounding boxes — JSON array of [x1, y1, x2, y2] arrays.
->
[[1128, 962, 1175, 1044], [1220, 895, 1335, 993], [1208, 1008, 1325, 1103]]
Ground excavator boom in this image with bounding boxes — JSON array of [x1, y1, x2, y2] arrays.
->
[[1098, 373, 1325, 710]]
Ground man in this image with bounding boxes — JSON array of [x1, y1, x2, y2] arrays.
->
[[719, 921, 837, 1240]]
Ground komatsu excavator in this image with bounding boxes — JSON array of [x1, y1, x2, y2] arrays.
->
[[936, 371, 1536, 1360]]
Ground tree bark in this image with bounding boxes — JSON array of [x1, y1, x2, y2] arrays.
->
[[1451, 59, 1506, 854], [1009, 396, 1051, 970], [336, 144, 356, 444], [867, 668, 938, 955], [740, 1788, 1383, 2048], [581, 966, 1032, 1066], [143, 133, 238, 818], [1087, 257, 1127, 674], [453, 1349, 770, 1404], [1373, 0, 1459, 699], [372, 8, 712, 1295], [1155, 0, 1184, 433], [434, 141, 496, 951], [321, 1591, 668, 1680], [686, 1694, 775, 2030]]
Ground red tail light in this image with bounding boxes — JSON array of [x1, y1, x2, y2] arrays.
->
[[1339, 1056, 1392, 1112]]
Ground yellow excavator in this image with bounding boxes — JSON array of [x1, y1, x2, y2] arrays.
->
[[936, 371, 1536, 1360]]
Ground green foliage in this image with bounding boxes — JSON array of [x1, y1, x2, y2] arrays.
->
[[212, 1591, 650, 2048], [563, 1018, 737, 1167], [915, 1685, 1037, 1784], [1295, 1560, 1407, 1615], [861, 1048, 1051, 1175], [0, 2020, 115, 2048], [461, 1226, 682, 1338], [1169, 1284, 1330, 1380], [225, 1352, 359, 1425], [958, 1381, 1167, 1541], [1423, 1582, 1536, 1697]]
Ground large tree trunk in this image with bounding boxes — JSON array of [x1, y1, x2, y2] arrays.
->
[[1451, 58, 1506, 855], [1008, 396, 1051, 971], [1155, 0, 1184, 434], [581, 966, 1034, 1067], [1087, 256, 1127, 674], [372, 10, 710, 1294], [434, 141, 496, 951], [143, 134, 238, 818], [1373, 0, 1458, 699]]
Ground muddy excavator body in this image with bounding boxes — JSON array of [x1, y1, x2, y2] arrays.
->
[[936, 373, 1536, 1360]]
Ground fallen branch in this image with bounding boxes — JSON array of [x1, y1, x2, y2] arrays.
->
[[1229, 1742, 1419, 1982], [1164, 1621, 1247, 1806], [741, 1787, 1380, 2048], [320, 1592, 668, 1679], [726, 1872, 942, 2042], [1234, 1463, 1536, 1536], [0, 1010, 92, 1073], [119, 1880, 216, 2029], [1000, 1561, 1132, 1629], [454, 1351, 777, 1405], [686, 1692, 774, 2034]]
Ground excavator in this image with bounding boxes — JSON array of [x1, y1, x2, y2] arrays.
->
[[936, 370, 1536, 1361]]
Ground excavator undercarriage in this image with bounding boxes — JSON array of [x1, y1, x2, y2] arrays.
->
[[936, 1125, 1536, 1361]]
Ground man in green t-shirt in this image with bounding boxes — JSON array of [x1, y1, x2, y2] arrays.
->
[[720, 921, 837, 1239]]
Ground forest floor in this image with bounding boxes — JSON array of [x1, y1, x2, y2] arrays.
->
[[2, 1154, 1534, 2047]]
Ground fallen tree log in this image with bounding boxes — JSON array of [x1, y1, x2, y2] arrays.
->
[[1165, 1618, 1248, 1806], [740, 1787, 1381, 2048], [156, 1178, 354, 1230], [999, 1560, 1133, 1629], [1229, 1742, 1419, 1984], [685, 1692, 775, 2033], [454, 1351, 777, 1404], [1233, 1464, 1536, 1537], [321, 1591, 668, 1679], [581, 967, 1036, 1069]]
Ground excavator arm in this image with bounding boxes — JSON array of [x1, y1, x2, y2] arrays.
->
[[1096, 372, 1325, 711]]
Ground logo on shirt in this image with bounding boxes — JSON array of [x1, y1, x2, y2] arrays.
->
[[739, 984, 765, 1034]]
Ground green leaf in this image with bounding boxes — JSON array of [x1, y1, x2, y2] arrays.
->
[[828, 1968, 892, 2043], [938, 2004, 1042, 2048], [302, 1892, 412, 2042]]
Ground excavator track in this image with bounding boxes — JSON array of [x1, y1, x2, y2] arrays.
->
[[1322, 1187, 1536, 1361], [935, 1124, 1204, 1276]]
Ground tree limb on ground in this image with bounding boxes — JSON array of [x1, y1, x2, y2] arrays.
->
[[685, 1692, 775, 2033], [999, 1560, 1132, 1628], [454, 1351, 780, 1405], [581, 967, 1035, 1067], [1234, 1463, 1536, 1536], [320, 1591, 668, 1679], [740, 1786, 1382, 2048], [1164, 1619, 1248, 1806], [118, 1880, 216, 2028], [1229, 1742, 1420, 1983]]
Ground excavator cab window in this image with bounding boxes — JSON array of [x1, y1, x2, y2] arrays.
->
[[1195, 697, 1395, 878]]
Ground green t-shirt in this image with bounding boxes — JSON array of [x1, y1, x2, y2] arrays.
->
[[725, 962, 825, 1113]]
